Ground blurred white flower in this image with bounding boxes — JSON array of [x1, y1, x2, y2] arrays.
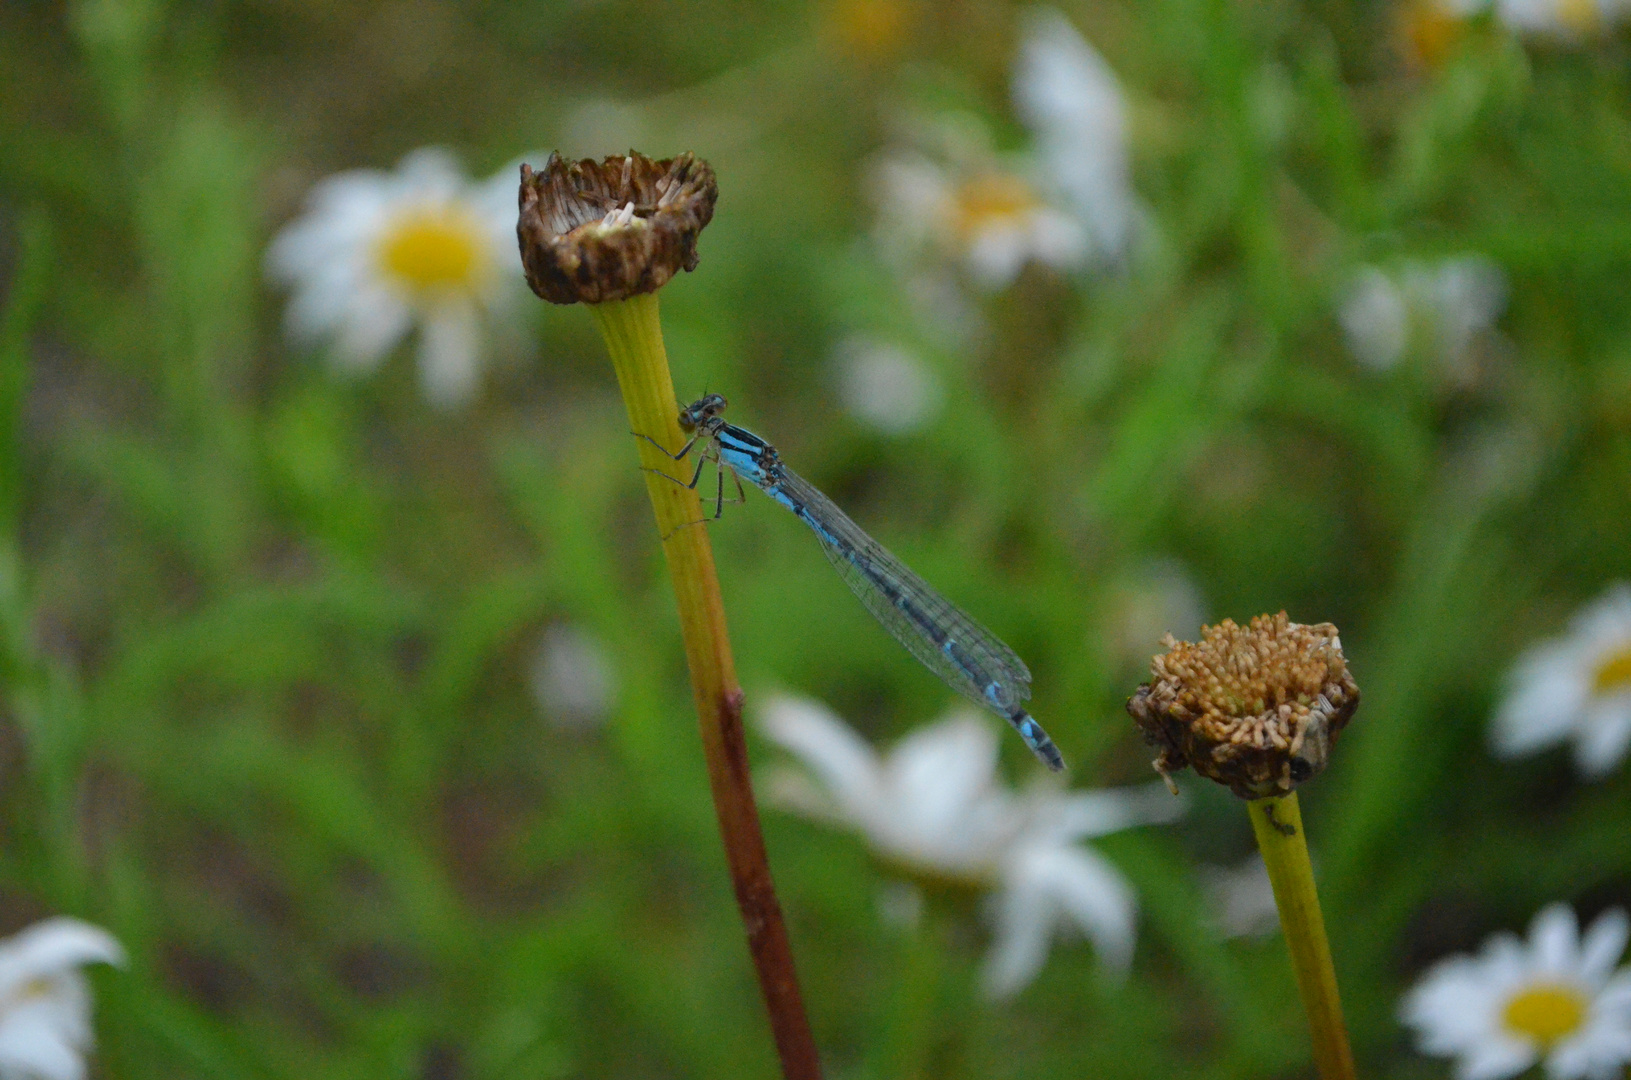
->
[[1202, 854, 1281, 939], [1493, 584, 1631, 779], [759, 695, 1182, 997], [1013, 7, 1137, 263], [1412, 0, 1627, 41], [0, 917, 124, 1080], [1339, 267, 1410, 371], [1418, 257, 1508, 364], [1401, 904, 1631, 1080], [268, 147, 523, 408], [872, 144, 1087, 291], [1339, 256, 1506, 375], [528, 624, 613, 731], [869, 8, 1133, 294], [835, 337, 944, 435]]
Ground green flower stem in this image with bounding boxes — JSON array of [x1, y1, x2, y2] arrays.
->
[[1247, 793, 1356, 1080], [588, 292, 823, 1080]]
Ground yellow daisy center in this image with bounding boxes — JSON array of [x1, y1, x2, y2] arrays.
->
[[950, 174, 1040, 242], [377, 206, 488, 295], [1502, 982, 1589, 1047], [1591, 643, 1631, 696]]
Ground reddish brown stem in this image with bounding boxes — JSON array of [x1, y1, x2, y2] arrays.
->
[[709, 686, 822, 1078]]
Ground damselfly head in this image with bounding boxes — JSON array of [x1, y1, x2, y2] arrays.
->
[[678, 393, 729, 432]]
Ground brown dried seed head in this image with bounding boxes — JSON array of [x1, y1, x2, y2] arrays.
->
[[1125, 612, 1360, 799], [516, 151, 718, 305]]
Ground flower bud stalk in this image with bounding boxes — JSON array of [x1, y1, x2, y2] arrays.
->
[[1248, 793, 1356, 1080]]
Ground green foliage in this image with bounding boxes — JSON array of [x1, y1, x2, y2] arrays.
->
[[2, 0, 1631, 1077]]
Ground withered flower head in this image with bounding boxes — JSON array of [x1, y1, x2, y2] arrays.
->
[[516, 151, 718, 305], [1126, 613, 1360, 799]]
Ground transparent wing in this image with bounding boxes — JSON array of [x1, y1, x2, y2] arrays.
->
[[771, 468, 1032, 714]]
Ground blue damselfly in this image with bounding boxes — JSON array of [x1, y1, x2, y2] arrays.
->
[[640, 394, 1065, 771]]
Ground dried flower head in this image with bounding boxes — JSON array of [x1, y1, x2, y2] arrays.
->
[[1126, 612, 1360, 799], [516, 151, 718, 305]]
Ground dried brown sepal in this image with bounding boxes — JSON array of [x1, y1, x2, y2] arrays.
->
[[1126, 612, 1360, 799], [517, 151, 718, 305]]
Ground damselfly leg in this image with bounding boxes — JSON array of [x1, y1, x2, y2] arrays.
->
[[632, 429, 747, 534]]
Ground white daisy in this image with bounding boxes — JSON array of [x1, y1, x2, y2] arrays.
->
[[1339, 256, 1505, 375], [871, 140, 1088, 292], [528, 623, 614, 731], [267, 147, 523, 408], [1401, 904, 1631, 1080], [758, 695, 1182, 997], [1493, 584, 1631, 778], [868, 7, 1135, 296], [835, 336, 944, 436], [0, 917, 124, 1080]]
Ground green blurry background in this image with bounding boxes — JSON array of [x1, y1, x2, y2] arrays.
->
[[4, 0, 1631, 1076]]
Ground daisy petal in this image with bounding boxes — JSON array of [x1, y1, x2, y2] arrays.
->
[[1043, 783, 1186, 842], [1457, 1036, 1537, 1080], [1574, 704, 1631, 778], [0, 920, 123, 998], [1013, 7, 1133, 258], [0, 1012, 86, 1080], [1009, 842, 1136, 973], [1577, 909, 1629, 986], [758, 696, 883, 823], [417, 302, 483, 409], [1532, 904, 1581, 975], [982, 866, 1057, 999], [0, 919, 121, 1080], [887, 714, 999, 840], [331, 288, 412, 371], [1493, 648, 1592, 756]]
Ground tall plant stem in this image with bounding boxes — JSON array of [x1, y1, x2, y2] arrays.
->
[[1248, 793, 1356, 1080], [589, 292, 822, 1080]]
